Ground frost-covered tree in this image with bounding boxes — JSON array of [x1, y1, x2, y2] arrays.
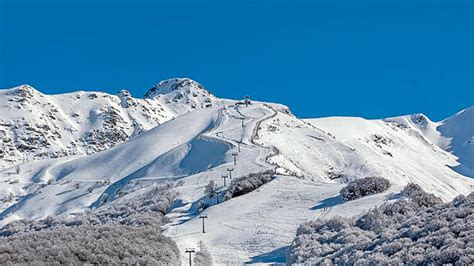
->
[[401, 182, 442, 207], [0, 223, 180, 265], [0, 184, 181, 264], [223, 170, 274, 201], [288, 184, 473, 265], [205, 180, 218, 199], [340, 176, 390, 201], [194, 241, 213, 266]]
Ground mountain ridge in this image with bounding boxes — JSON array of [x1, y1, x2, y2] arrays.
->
[[0, 79, 217, 169]]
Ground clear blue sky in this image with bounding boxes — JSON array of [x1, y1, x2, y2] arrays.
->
[[1, 0, 472, 120]]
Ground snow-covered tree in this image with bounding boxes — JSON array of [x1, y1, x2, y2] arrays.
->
[[340, 176, 390, 201], [223, 170, 274, 201], [194, 241, 213, 266], [0, 223, 180, 265], [205, 180, 218, 199], [288, 184, 473, 265], [0, 184, 181, 264], [401, 183, 442, 207]]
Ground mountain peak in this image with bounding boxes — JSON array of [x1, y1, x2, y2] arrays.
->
[[409, 113, 431, 128], [7, 84, 41, 98], [144, 78, 213, 99]]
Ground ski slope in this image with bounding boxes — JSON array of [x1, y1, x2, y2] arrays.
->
[[0, 107, 219, 223], [163, 176, 403, 264], [161, 104, 473, 264]]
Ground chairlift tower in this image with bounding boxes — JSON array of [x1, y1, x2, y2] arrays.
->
[[240, 117, 245, 127], [244, 95, 250, 107], [231, 152, 238, 165], [227, 168, 234, 179], [222, 174, 229, 186], [199, 215, 208, 233], [185, 248, 196, 266]]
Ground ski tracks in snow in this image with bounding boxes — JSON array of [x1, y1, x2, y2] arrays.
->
[[163, 103, 307, 264], [313, 206, 333, 220]]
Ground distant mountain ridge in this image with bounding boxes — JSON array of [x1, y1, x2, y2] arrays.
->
[[383, 108, 474, 176], [437, 107, 474, 167]]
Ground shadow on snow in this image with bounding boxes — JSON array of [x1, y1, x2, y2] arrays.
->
[[310, 194, 343, 210], [245, 246, 288, 265]]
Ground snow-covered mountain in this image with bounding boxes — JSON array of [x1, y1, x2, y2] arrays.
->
[[436, 107, 474, 172], [0, 78, 472, 264], [383, 109, 474, 175], [0, 78, 214, 169]]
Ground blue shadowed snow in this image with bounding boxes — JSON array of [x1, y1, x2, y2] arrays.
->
[[179, 138, 230, 175], [245, 246, 288, 264], [310, 194, 344, 210]]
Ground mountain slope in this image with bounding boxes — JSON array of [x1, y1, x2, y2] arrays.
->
[[0, 78, 214, 169], [437, 107, 474, 172], [382, 108, 474, 177], [0, 79, 472, 264], [0, 107, 221, 224], [0, 99, 284, 224], [297, 114, 472, 200]]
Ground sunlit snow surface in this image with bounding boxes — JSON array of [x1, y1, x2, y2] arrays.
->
[[0, 80, 472, 264]]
